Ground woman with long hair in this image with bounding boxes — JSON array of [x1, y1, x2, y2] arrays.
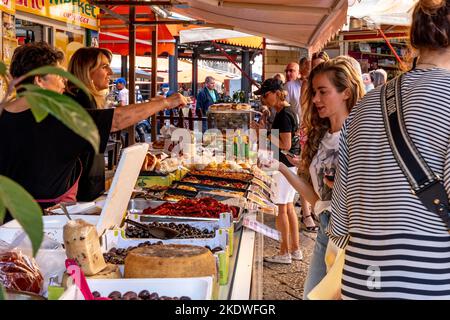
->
[[67, 47, 114, 109], [66, 47, 186, 201], [261, 57, 365, 297], [327, 0, 450, 299]]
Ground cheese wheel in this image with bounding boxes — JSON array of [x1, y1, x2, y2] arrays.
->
[[124, 245, 216, 279], [63, 219, 107, 276]]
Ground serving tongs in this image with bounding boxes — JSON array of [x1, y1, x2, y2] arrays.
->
[[124, 218, 180, 239]]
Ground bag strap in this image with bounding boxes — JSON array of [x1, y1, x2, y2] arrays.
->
[[381, 75, 450, 231]]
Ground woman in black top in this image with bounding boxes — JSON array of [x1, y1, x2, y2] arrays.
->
[[254, 78, 302, 264], [0, 43, 187, 222]]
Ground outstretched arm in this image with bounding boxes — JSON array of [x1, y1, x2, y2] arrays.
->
[[111, 93, 187, 132]]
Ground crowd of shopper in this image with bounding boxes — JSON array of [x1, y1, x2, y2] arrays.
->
[[1, 0, 449, 301], [257, 0, 450, 300]]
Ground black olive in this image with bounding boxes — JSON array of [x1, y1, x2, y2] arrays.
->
[[149, 292, 159, 300], [108, 291, 122, 299], [123, 291, 137, 300], [138, 290, 150, 300]]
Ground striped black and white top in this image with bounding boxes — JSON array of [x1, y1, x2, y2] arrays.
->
[[327, 68, 450, 300]]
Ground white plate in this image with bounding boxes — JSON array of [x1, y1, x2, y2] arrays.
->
[[60, 277, 213, 300]]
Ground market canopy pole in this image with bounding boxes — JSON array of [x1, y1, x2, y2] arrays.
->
[[127, 6, 137, 146], [192, 48, 199, 98], [151, 17, 159, 142], [378, 27, 407, 70], [241, 49, 251, 103], [169, 36, 179, 92]]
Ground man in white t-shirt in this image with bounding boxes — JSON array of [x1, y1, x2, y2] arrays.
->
[[284, 62, 302, 119], [115, 78, 129, 107]]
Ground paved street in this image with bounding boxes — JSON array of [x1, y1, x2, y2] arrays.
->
[[262, 208, 317, 300]]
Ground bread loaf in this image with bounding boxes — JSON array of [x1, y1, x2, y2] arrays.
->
[[124, 244, 216, 279], [63, 219, 107, 276]]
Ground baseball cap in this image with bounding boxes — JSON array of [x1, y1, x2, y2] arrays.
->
[[115, 77, 126, 85], [254, 78, 283, 96], [161, 83, 170, 88]]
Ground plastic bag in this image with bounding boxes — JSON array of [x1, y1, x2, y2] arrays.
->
[[0, 249, 44, 294], [0, 232, 67, 296]]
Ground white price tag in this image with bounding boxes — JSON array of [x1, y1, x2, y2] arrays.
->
[[243, 217, 280, 241]]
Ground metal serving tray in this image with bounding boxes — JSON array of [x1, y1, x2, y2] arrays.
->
[[127, 198, 244, 223], [181, 174, 250, 191]]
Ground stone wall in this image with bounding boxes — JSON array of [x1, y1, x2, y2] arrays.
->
[[264, 48, 308, 80]]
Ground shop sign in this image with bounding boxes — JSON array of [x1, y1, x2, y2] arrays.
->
[[15, 0, 99, 30], [48, 0, 99, 30], [0, 0, 15, 14], [16, 0, 45, 16]]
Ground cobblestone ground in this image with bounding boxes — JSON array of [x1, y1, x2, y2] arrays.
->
[[263, 206, 317, 300]]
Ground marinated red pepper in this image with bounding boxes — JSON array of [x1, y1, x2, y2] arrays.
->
[[142, 197, 238, 219]]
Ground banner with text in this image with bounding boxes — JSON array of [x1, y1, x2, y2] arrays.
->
[[0, 0, 15, 14], [16, 0, 98, 30]]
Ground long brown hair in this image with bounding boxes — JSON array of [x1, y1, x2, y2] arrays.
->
[[300, 58, 365, 178], [67, 47, 112, 108], [410, 0, 450, 50]]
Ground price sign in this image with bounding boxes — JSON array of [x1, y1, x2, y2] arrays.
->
[[243, 216, 280, 241]]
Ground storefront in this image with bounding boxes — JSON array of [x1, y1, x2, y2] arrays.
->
[[339, 25, 410, 79], [0, 0, 99, 68], [1, 0, 17, 67]]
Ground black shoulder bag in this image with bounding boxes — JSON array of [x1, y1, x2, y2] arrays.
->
[[381, 75, 450, 232]]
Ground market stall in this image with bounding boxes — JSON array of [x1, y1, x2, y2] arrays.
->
[[0, 119, 275, 300], [0, 0, 352, 301]]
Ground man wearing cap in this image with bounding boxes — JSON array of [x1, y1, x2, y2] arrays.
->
[[115, 77, 129, 107], [159, 83, 175, 98]]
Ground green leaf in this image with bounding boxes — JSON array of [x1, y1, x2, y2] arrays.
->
[[19, 84, 100, 153], [0, 198, 5, 225], [21, 66, 91, 99], [0, 62, 6, 76], [30, 106, 48, 123], [0, 285, 5, 300], [0, 175, 43, 256]]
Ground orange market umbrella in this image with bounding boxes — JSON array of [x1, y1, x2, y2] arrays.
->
[[99, 6, 175, 56]]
